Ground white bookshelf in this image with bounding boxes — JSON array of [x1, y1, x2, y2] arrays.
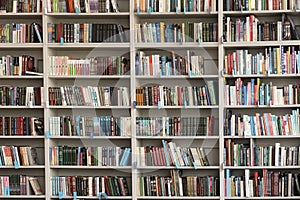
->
[[0, 0, 299, 199]]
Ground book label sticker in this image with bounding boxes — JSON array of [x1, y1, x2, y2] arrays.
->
[[137, 7, 140, 14], [158, 101, 162, 109], [90, 132, 94, 139], [46, 131, 50, 139], [75, 8, 79, 14], [193, 162, 198, 170], [98, 192, 108, 199], [14, 160, 19, 169], [133, 101, 136, 108], [60, 37, 64, 45], [73, 191, 77, 199], [59, 192, 63, 199]]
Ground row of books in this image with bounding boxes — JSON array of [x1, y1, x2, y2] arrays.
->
[[136, 82, 217, 106], [224, 0, 293, 11], [224, 110, 300, 136], [48, 0, 120, 13], [0, 86, 43, 106], [0, 146, 38, 167], [48, 56, 129, 76], [135, 50, 204, 76], [0, 23, 42, 43], [223, 46, 300, 75], [225, 140, 300, 166], [49, 116, 131, 137], [0, 175, 42, 196], [225, 78, 300, 106], [48, 86, 130, 106], [225, 169, 299, 197], [0, 117, 43, 136], [51, 176, 130, 196], [137, 142, 210, 167], [224, 15, 289, 42], [135, 22, 218, 43], [0, 55, 38, 76], [47, 23, 127, 43], [50, 146, 131, 166], [134, 0, 217, 12], [136, 116, 215, 136], [138, 171, 219, 196], [0, 0, 41, 13]]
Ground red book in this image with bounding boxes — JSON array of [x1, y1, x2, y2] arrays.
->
[[254, 171, 259, 196]]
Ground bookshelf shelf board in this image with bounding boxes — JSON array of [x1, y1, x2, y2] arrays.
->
[[0, 13, 43, 19], [47, 43, 130, 49], [135, 75, 219, 79], [280, 40, 300, 46], [48, 75, 130, 79], [0, 165, 45, 169], [223, 74, 300, 78], [51, 196, 132, 199], [224, 197, 300, 199], [223, 42, 280, 47], [224, 105, 300, 108], [50, 166, 132, 170], [0, 44, 43, 48], [46, 12, 130, 18], [137, 166, 220, 170], [0, 76, 43, 79], [0, 136, 44, 139], [0, 106, 44, 109], [135, 11, 218, 18], [136, 106, 219, 109], [0, 195, 46, 198], [49, 136, 131, 139], [47, 106, 131, 109], [224, 136, 300, 139], [223, 10, 294, 16], [135, 42, 219, 48], [224, 166, 300, 170], [137, 196, 220, 199], [136, 136, 219, 140]]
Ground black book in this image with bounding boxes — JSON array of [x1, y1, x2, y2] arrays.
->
[[80, 0, 86, 12], [31, 23, 42, 43]]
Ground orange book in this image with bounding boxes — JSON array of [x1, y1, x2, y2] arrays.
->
[[67, 0, 74, 13]]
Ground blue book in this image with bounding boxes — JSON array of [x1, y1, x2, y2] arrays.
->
[[161, 140, 170, 166], [152, 23, 157, 43], [156, 22, 161, 42], [250, 116, 255, 136], [135, 54, 140, 75], [251, 78, 255, 105], [120, 147, 130, 166], [243, 85, 247, 105], [226, 169, 231, 196]]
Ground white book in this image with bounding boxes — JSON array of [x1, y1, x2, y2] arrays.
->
[[88, 176, 93, 196], [274, 142, 281, 167], [245, 169, 250, 197], [190, 147, 201, 166], [288, 173, 292, 196]]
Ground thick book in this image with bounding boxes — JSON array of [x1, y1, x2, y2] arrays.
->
[[28, 177, 43, 195]]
